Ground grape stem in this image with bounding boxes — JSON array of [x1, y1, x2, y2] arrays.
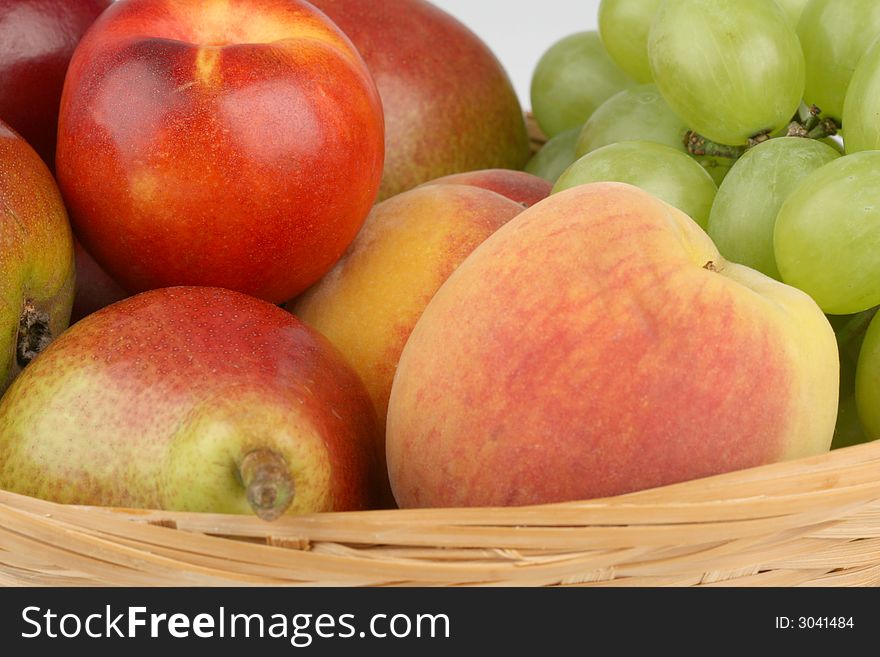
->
[[684, 132, 746, 159], [807, 118, 839, 140], [684, 105, 840, 162]]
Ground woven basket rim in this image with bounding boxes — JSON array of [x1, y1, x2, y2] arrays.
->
[[2, 440, 879, 586]]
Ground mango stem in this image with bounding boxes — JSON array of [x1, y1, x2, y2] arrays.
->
[[239, 449, 294, 521], [17, 299, 52, 369]]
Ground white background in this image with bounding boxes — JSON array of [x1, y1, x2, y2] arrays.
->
[[431, 0, 602, 107]]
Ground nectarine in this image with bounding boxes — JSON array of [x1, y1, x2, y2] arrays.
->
[[57, 0, 384, 303], [0, 0, 110, 166]]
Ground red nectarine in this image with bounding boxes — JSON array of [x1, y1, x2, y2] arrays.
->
[[57, 0, 385, 303], [0, 0, 110, 166]]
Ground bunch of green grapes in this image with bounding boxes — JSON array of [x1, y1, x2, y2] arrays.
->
[[528, 0, 880, 444]]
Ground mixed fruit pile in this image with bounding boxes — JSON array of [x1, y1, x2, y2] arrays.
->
[[0, 0, 877, 520]]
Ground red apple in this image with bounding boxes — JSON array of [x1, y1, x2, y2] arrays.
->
[[310, 0, 531, 200], [57, 0, 384, 303], [71, 239, 127, 323], [0, 287, 382, 517], [0, 0, 110, 167]]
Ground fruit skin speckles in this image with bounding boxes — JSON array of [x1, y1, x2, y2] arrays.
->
[[0, 287, 383, 517], [0, 121, 75, 394]]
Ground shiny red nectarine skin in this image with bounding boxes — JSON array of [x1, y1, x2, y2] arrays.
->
[[57, 0, 385, 303], [0, 0, 110, 167]]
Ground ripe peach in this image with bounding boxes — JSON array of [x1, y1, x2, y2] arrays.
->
[[421, 169, 552, 208], [387, 183, 839, 507], [292, 184, 525, 430]]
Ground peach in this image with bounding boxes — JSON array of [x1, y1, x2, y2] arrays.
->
[[421, 169, 552, 209], [387, 183, 839, 508], [292, 184, 525, 432]]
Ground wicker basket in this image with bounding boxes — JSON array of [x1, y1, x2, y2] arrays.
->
[[2, 116, 879, 587], [1, 441, 879, 586]]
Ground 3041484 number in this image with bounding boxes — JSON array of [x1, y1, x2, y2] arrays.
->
[[776, 617, 855, 629]]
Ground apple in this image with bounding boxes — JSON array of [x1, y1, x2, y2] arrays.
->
[[56, 0, 385, 304], [292, 184, 524, 434], [71, 239, 127, 323], [0, 0, 110, 166], [309, 0, 530, 200], [386, 183, 839, 508], [0, 287, 382, 518], [0, 120, 74, 393], [420, 169, 552, 209]]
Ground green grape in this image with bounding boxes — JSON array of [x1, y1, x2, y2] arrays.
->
[[798, 0, 880, 122], [649, 0, 804, 146], [774, 152, 880, 315], [708, 137, 840, 280], [575, 84, 687, 157], [598, 0, 663, 83], [842, 37, 880, 153], [573, 84, 733, 185], [552, 141, 717, 228], [855, 310, 880, 439], [530, 32, 636, 138], [775, 0, 809, 26], [524, 126, 581, 183]]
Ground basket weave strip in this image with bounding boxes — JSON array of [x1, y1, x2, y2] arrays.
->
[[1, 441, 879, 586]]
